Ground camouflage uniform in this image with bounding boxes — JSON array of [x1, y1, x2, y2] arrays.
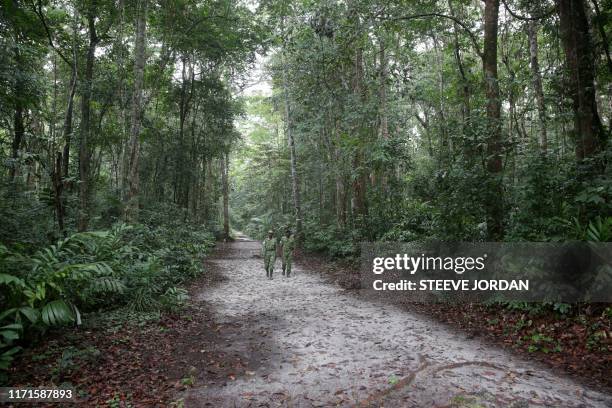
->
[[262, 237, 277, 278], [280, 234, 295, 277]]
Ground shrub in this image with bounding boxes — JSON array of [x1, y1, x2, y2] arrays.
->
[[303, 222, 357, 259], [0, 219, 216, 381]]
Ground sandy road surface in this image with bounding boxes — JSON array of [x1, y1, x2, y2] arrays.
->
[[184, 238, 612, 407]]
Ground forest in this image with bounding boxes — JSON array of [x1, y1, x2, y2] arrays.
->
[[233, 0, 610, 249], [1, 0, 611, 406]]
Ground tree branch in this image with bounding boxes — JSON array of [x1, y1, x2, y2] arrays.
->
[[590, 0, 612, 73], [30, 0, 71, 66], [500, 0, 555, 21], [379, 13, 483, 58]]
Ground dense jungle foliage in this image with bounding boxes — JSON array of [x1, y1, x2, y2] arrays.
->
[[231, 0, 611, 258], [1, 0, 611, 386], [227, 1, 612, 368], [1, 0, 262, 380]]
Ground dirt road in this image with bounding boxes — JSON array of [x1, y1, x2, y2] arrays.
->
[[183, 238, 612, 407]]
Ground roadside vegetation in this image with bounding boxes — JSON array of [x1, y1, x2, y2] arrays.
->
[[1, 202, 216, 383], [1, 0, 260, 387]]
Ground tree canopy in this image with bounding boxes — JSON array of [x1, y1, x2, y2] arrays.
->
[[232, 0, 611, 250]]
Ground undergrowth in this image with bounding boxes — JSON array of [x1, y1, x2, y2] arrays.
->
[[0, 215, 215, 383]]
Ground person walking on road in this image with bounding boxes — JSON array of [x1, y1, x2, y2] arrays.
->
[[280, 229, 295, 277], [262, 230, 277, 279]]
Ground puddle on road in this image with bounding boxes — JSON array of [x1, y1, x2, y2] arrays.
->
[[184, 241, 612, 407]]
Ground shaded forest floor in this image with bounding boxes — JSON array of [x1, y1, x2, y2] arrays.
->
[[8, 242, 612, 407], [306, 256, 612, 393], [9, 265, 238, 406]]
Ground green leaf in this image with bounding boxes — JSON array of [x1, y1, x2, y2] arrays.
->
[[41, 300, 75, 326], [90, 277, 126, 293], [19, 307, 40, 323], [0, 273, 25, 287], [0, 348, 21, 366], [1, 323, 23, 331], [0, 308, 17, 321], [0, 330, 19, 341]]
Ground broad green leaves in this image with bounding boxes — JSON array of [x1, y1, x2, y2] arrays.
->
[[41, 300, 75, 325], [0, 221, 215, 377], [0, 273, 25, 287]]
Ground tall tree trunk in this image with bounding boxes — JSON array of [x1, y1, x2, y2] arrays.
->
[[9, 48, 24, 181], [527, 21, 548, 154], [52, 152, 65, 234], [280, 17, 303, 242], [281, 53, 303, 244], [351, 45, 367, 222], [175, 57, 193, 208], [62, 15, 79, 179], [199, 156, 207, 220], [336, 172, 346, 228], [53, 20, 79, 235], [448, 0, 471, 124], [62, 68, 77, 178], [483, 0, 503, 240], [54, 67, 76, 235], [432, 34, 451, 163], [333, 118, 346, 228], [590, 0, 612, 74], [557, 0, 605, 162], [77, 7, 98, 232], [204, 160, 213, 221], [376, 34, 390, 189], [379, 36, 389, 141], [124, 0, 147, 222], [10, 100, 24, 182], [221, 153, 230, 239], [189, 100, 201, 219]]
